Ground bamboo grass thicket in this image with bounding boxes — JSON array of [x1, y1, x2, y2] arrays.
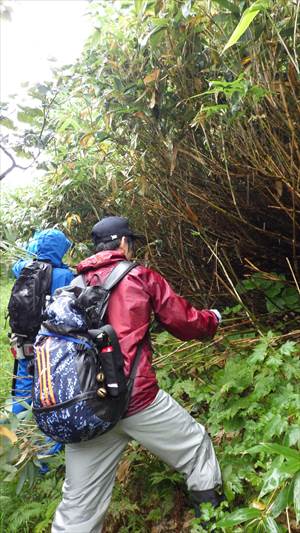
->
[[76, 0, 299, 306], [1, 0, 299, 308]]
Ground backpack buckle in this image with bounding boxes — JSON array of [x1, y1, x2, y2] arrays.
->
[[23, 343, 34, 357], [10, 334, 34, 359]]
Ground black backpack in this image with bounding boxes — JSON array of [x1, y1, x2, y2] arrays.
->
[[8, 260, 53, 342], [32, 261, 143, 443]]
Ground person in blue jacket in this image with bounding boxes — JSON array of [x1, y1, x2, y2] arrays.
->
[[11, 229, 74, 416]]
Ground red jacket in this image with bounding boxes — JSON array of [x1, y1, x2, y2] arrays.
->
[[77, 251, 219, 416]]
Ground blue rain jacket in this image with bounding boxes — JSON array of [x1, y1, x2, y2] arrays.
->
[[12, 229, 74, 415]]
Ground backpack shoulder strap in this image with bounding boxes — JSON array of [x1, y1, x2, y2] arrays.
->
[[70, 261, 137, 291], [102, 261, 137, 291], [95, 261, 137, 322], [70, 274, 87, 289]]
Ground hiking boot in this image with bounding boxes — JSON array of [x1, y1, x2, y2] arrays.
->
[[190, 488, 225, 518]]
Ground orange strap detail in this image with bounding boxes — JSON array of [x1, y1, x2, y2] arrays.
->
[[40, 344, 51, 407], [36, 346, 44, 405], [45, 338, 56, 406]]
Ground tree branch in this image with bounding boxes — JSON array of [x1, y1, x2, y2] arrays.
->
[[0, 144, 40, 181]]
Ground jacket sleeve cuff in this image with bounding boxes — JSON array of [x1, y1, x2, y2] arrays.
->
[[210, 309, 222, 323]]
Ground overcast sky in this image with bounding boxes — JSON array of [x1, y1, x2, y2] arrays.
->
[[0, 0, 93, 188]]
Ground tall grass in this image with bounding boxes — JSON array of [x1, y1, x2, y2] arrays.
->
[[0, 275, 14, 403]]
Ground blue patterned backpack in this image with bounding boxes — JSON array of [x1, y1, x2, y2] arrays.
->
[[32, 262, 142, 444]]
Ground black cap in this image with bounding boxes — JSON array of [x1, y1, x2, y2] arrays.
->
[[92, 216, 144, 244]]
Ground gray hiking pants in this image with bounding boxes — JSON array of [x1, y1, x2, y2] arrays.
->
[[52, 389, 221, 533]]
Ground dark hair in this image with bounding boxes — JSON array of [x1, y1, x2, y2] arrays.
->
[[95, 236, 135, 254], [95, 238, 121, 252]]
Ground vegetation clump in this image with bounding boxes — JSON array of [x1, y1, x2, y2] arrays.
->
[[0, 1, 299, 532]]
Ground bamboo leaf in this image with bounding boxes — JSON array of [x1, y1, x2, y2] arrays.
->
[[16, 468, 27, 495], [222, 0, 270, 54], [79, 133, 95, 148], [139, 23, 168, 48], [144, 69, 160, 85], [0, 426, 17, 443]]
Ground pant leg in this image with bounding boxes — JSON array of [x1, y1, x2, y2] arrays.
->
[[12, 359, 33, 414], [52, 427, 129, 533], [119, 389, 221, 491]]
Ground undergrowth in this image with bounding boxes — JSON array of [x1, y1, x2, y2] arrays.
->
[[0, 274, 299, 532]]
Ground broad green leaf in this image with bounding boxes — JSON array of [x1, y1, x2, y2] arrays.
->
[[259, 467, 290, 498], [278, 459, 300, 476], [222, 0, 270, 54], [285, 426, 300, 448], [249, 443, 300, 461], [294, 472, 300, 523], [216, 507, 261, 527], [264, 516, 280, 532], [270, 483, 294, 518]]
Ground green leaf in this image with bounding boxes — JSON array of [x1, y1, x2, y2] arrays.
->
[[270, 482, 294, 518], [212, 0, 240, 17], [264, 414, 286, 440], [249, 339, 268, 363], [279, 341, 297, 356], [294, 472, 300, 523], [0, 116, 16, 130], [17, 105, 43, 124], [222, 0, 270, 54], [259, 467, 290, 498], [216, 507, 261, 527], [264, 516, 281, 533], [14, 148, 32, 160], [139, 22, 168, 48], [248, 443, 300, 461], [57, 117, 81, 132], [285, 426, 300, 448], [16, 468, 27, 495], [279, 459, 300, 476], [134, 0, 144, 15]]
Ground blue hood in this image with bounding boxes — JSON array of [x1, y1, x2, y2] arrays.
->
[[34, 229, 72, 267], [12, 229, 72, 278]]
